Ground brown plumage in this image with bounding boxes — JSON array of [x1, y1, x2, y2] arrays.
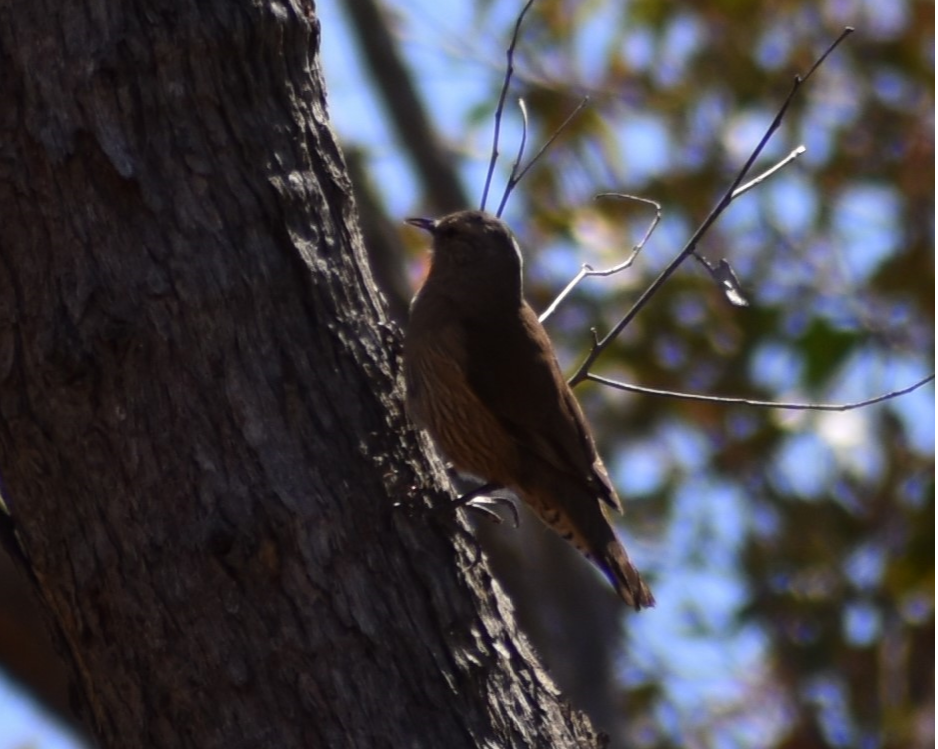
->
[[403, 210, 654, 610]]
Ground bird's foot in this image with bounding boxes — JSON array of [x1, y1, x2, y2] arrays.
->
[[451, 482, 520, 527]]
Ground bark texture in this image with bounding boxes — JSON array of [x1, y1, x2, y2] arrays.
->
[[0, 1, 604, 746]]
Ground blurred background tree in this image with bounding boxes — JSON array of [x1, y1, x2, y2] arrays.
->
[[1, 0, 932, 747]]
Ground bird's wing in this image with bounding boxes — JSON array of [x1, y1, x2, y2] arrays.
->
[[463, 303, 621, 511]]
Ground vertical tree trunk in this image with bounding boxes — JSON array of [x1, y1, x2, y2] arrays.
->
[[0, 1, 604, 746]]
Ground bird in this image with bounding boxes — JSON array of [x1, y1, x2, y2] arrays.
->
[[403, 210, 654, 610]]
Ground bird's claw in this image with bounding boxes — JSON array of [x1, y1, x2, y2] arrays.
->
[[453, 483, 520, 527]]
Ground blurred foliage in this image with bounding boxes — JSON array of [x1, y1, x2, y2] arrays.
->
[[335, 1, 933, 748], [509, 3, 934, 748]]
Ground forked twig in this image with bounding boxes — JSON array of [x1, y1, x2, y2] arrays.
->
[[586, 374, 935, 412], [568, 27, 856, 388], [480, 0, 536, 212], [688, 145, 808, 308], [544, 145, 804, 320], [496, 97, 590, 217], [539, 193, 661, 324], [502, 98, 530, 213]]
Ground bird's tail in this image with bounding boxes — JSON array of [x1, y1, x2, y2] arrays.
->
[[596, 538, 655, 610], [522, 479, 655, 610]]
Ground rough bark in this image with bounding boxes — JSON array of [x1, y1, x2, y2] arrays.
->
[[0, 1, 604, 747]]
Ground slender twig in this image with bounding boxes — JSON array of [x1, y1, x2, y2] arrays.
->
[[585, 373, 935, 412], [595, 194, 663, 246], [688, 146, 808, 308], [546, 148, 801, 319], [691, 145, 808, 307], [732, 145, 806, 199], [480, 0, 537, 212], [539, 193, 661, 323], [497, 98, 529, 218], [496, 97, 590, 217], [568, 27, 855, 387]]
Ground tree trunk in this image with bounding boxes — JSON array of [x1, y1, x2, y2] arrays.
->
[[0, 1, 604, 746]]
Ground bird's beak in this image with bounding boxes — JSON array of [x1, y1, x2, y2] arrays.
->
[[405, 217, 437, 234]]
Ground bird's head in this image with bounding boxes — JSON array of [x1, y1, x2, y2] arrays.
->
[[406, 211, 524, 293]]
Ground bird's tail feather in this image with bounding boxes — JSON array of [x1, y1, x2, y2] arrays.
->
[[522, 478, 655, 610], [598, 540, 655, 610]]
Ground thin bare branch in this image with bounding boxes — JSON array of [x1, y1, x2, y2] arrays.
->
[[732, 145, 807, 199], [480, 0, 537, 212], [596, 193, 663, 253], [585, 373, 935, 412], [568, 28, 854, 387], [496, 99, 529, 218], [516, 99, 530, 179], [539, 193, 661, 323], [693, 145, 805, 305], [518, 97, 590, 185], [539, 267, 592, 324], [497, 96, 590, 217], [804, 26, 855, 78]]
